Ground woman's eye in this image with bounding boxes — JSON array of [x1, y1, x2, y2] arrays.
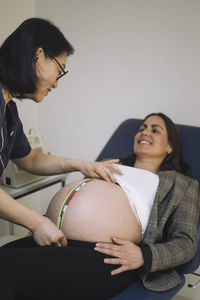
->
[[139, 127, 144, 132], [152, 128, 159, 133]]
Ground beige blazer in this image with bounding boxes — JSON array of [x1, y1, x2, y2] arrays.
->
[[139, 171, 200, 291]]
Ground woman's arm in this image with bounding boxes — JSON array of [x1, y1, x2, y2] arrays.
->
[[13, 149, 122, 182], [0, 187, 67, 246], [148, 178, 200, 272]]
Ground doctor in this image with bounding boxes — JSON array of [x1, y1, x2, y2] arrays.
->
[[0, 18, 120, 247]]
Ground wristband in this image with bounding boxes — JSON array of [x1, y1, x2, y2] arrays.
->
[[61, 159, 66, 172]]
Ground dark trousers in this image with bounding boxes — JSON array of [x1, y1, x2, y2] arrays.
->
[[0, 237, 135, 300]]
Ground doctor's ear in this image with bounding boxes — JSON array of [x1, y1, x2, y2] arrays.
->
[[34, 48, 45, 61]]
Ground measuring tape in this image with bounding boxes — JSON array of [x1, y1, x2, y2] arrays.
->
[[57, 178, 93, 230]]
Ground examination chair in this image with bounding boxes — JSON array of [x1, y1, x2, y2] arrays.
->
[[96, 118, 200, 300]]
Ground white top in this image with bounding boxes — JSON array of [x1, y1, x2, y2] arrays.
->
[[113, 164, 159, 235]]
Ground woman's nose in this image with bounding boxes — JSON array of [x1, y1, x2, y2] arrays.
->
[[141, 128, 150, 136]]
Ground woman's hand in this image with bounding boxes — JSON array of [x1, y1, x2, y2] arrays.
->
[[76, 159, 123, 183], [94, 237, 144, 275], [31, 216, 67, 247]]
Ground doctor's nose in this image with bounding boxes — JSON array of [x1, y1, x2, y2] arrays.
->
[[53, 80, 59, 89]]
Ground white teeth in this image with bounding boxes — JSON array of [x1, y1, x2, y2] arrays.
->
[[140, 140, 150, 144]]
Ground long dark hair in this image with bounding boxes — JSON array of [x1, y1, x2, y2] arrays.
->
[[0, 18, 74, 98], [120, 113, 190, 175]]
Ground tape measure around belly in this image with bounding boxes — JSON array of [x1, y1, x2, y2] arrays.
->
[[57, 178, 93, 230]]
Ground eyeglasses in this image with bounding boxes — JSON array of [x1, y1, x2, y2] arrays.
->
[[52, 56, 69, 80], [44, 51, 69, 80]]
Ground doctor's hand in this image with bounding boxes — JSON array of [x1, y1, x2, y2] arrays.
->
[[31, 216, 67, 247], [94, 237, 144, 275], [77, 159, 123, 183]]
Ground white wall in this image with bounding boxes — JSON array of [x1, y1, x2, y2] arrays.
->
[[35, 0, 200, 183], [0, 0, 35, 42]]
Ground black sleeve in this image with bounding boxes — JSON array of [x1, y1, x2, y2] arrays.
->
[[138, 242, 152, 273], [10, 118, 31, 159]]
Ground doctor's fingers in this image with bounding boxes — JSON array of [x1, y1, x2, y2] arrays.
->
[[94, 167, 116, 182], [55, 233, 67, 247], [33, 222, 67, 247], [102, 160, 123, 175]]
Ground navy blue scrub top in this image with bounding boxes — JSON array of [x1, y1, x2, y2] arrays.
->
[[0, 83, 31, 176]]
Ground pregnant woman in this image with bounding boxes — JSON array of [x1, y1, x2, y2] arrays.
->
[[1, 113, 199, 300]]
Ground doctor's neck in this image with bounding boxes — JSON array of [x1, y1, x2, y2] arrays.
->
[[2, 86, 13, 105]]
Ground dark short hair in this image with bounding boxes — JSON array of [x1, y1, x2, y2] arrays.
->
[[120, 112, 190, 175], [0, 18, 74, 98]]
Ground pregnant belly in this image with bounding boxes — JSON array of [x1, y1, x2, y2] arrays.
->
[[46, 179, 142, 243]]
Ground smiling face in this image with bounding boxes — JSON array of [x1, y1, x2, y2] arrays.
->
[[25, 48, 67, 103], [134, 115, 173, 163]]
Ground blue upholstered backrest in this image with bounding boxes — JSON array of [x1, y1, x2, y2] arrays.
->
[[97, 119, 140, 163], [96, 118, 200, 274]]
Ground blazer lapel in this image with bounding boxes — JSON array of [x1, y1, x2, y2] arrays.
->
[[143, 171, 176, 242], [156, 171, 176, 205]]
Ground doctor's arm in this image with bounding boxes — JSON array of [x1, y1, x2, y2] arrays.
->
[[13, 149, 122, 182], [0, 187, 67, 246]]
